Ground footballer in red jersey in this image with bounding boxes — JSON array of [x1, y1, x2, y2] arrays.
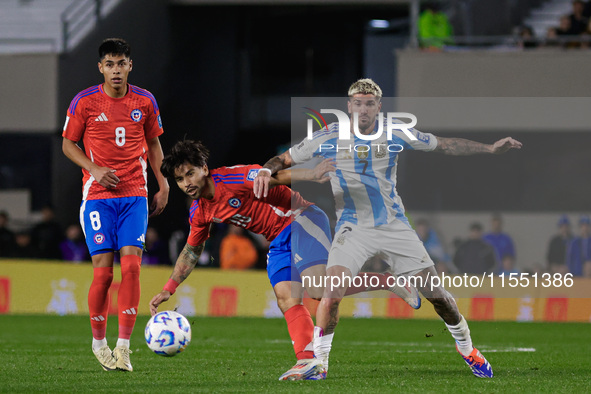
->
[[149, 140, 331, 380], [62, 38, 169, 372]]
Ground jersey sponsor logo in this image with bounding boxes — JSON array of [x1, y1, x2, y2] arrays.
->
[[228, 198, 242, 208], [247, 169, 259, 181], [130, 109, 142, 122], [94, 233, 105, 245], [157, 114, 162, 128], [229, 213, 251, 227], [94, 112, 109, 122]]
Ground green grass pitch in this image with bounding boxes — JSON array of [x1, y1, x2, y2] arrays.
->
[[0, 315, 589, 392]]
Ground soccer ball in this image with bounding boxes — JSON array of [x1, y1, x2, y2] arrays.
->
[[145, 311, 191, 356]]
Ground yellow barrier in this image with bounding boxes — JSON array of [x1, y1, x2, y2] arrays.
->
[[0, 260, 589, 322]]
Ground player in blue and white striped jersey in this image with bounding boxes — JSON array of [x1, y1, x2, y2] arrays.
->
[[290, 112, 437, 231], [254, 78, 522, 379]]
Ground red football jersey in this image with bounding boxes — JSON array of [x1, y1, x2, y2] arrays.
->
[[62, 84, 163, 200], [187, 165, 313, 246]]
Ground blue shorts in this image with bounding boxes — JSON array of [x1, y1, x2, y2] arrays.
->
[[80, 196, 148, 256], [267, 205, 332, 287]]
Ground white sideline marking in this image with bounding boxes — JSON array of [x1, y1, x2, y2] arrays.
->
[[265, 339, 536, 353], [482, 347, 536, 352]]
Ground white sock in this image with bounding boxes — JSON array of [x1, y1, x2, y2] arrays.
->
[[445, 315, 473, 357], [313, 326, 334, 371], [92, 338, 107, 351], [116, 338, 130, 349]]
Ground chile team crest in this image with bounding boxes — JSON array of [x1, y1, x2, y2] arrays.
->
[[130, 109, 142, 122], [228, 198, 241, 208], [94, 233, 105, 245]]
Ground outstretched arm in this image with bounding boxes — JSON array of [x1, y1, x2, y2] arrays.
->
[[272, 158, 335, 186], [149, 242, 204, 315], [434, 136, 522, 156], [253, 150, 294, 198]]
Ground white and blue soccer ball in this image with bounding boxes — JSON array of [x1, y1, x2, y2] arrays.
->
[[145, 311, 192, 356]]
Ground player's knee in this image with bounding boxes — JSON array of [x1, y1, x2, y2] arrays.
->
[[121, 255, 141, 275], [92, 267, 113, 286], [277, 297, 301, 313]]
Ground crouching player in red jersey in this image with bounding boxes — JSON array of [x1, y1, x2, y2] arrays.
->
[[149, 140, 420, 381], [62, 38, 169, 372]]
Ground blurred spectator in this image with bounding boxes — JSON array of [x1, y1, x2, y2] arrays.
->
[[0, 211, 16, 257], [483, 213, 516, 274], [526, 262, 547, 275], [569, 0, 588, 34], [557, 14, 573, 35], [30, 205, 63, 260], [544, 27, 561, 47], [499, 254, 521, 275], [546, 215, 573, 274], [219, 225, 258, 270], [517, 25, 538, 49], [565, 215, 591, 277], [580, 18, 591, 48], [142, 226, 171, 265], [415, 218, 454, 273], [453, 222, 496, 274], [556, 15, 581, 48], [12, 230, 37, 258], [418, 4, 453, 50], [59, 224, 89, 262]]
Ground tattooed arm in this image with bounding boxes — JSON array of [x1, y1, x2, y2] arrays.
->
[[169, 242, 205, 284], [434, 136, 522, 156], [271, 158, 336, 186], [149, 242, 205, 315]]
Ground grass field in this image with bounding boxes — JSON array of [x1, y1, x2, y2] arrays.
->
[[0, 315, 589, 393]]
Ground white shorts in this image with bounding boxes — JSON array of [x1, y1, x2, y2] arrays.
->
[[327, 220, 434, 277]]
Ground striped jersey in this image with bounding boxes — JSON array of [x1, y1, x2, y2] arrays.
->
[[290, 118, 437, 229], [187, 165, 312, 246], [62, 84, 163, 200]]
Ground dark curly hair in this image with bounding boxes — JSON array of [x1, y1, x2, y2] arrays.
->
[[161, 140, 210, 179]]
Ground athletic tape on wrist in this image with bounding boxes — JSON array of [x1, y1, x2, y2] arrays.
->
[[258, 168, 272, 176], [163, 278, 179, 295]]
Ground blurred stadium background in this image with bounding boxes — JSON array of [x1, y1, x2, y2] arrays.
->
[[1, 0, 591, 321]]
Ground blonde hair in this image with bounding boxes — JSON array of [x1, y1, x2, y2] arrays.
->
[[348, 78, 382, 99]]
